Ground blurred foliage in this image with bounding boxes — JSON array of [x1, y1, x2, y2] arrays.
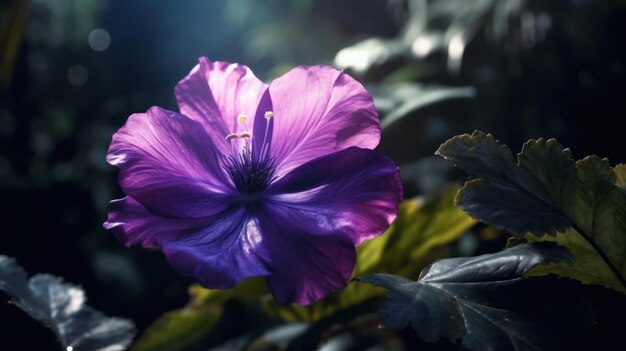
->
[[0, 0, 29, 89], [371, 82, 475, 129], [335, 0, 534, 75]]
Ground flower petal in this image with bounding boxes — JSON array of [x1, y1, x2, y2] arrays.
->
[[258, 204, 356, 305], [107, 106, 234, 218], [175, 57, 268, 154], [267, 147, 402, 245], [104, 196, 210, 248], [161, 208, 271, 289], [268, 66, 380, 175], [105, 198, 270, 288]]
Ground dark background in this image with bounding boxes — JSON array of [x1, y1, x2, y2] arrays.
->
[[1, 0, 625, 349]]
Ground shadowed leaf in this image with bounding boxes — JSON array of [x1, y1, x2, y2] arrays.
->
[[0, 255, 135, 351], [436, 131, 574, 235], [356, 243, 593, 351]]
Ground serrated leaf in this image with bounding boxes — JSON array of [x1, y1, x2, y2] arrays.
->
[[565, 157, 626, 282], [356, 243, 593, 351], [0, 255, 135, 351], [436, 131, 574, 235], [262, 185, 476, 322], [522, 158, 626, 292], [614, 164, 626, 189], [437, 131, 626, 293]]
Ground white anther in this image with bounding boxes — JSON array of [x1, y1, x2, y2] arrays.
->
[[237, 114, 248, 123], [264, 111, 273, 119]]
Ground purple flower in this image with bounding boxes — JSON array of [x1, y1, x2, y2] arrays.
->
[[104, 57, 402, 305]]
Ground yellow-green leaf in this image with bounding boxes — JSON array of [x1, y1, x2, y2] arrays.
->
[[131, 278, 268, 351], [130, 305, 222, 351], [525, 229, 626, 293], [614, 164, 626, 189]]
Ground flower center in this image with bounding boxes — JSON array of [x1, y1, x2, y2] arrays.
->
[[223, 112, 276, 199]]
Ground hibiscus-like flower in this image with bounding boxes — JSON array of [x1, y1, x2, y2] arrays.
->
[[104, 57, 403, 305]]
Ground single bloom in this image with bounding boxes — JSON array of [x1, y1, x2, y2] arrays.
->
[[104, 57, 403, 305]]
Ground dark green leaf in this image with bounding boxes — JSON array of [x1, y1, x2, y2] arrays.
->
[[437, 131, 626, 292], [0, 255, 135, 351], [436, 131, 574, 235], [356, 243, 593, 351]]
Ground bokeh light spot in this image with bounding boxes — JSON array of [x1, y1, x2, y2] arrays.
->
[[412, 35, 435, 57], [67, 65, 89, 86], [88, 28, 111, 51]]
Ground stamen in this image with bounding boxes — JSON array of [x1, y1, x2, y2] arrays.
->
[[223, 145, 277, 198], [226, 133, 240, 140], [223, 112, 276, 199], [259, 111, 273, 156]]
